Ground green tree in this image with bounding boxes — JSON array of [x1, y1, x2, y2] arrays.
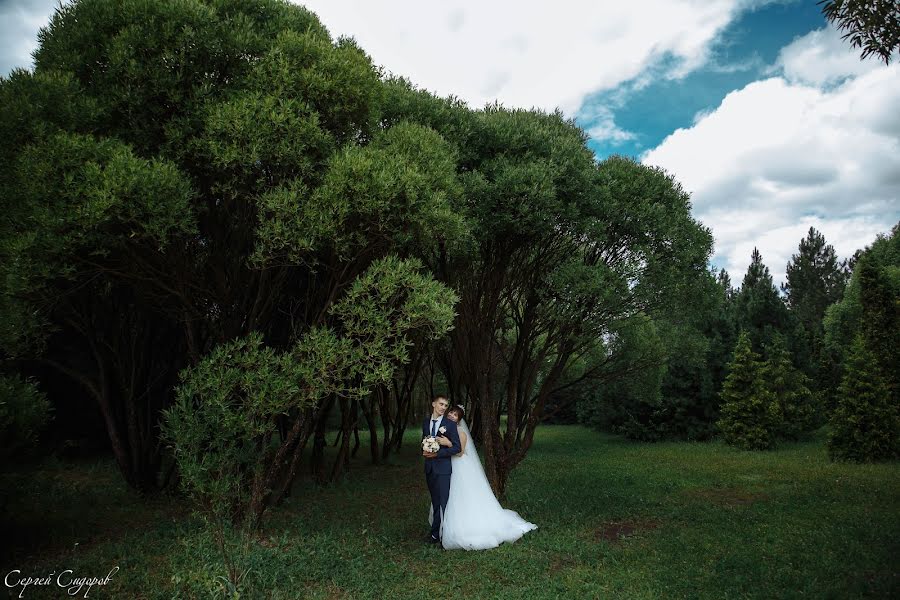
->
[[782, 227, 849, 378], [577, 268, 733, 442], [761, 335, 820, 440], [822, 224, 899, 411], [1, 0, 464, 491], [733, 248, 792, 353], [827, 334, 899, 462], [161, 256, 455, 585], [819, 0, 900, 64], [717, 331, 783, 450], [441, 143, 712, 495], [858, 255, 899, 400], [576, 314, 667, 441]]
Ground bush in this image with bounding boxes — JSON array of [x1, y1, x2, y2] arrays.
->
[[0, 373, 52, 460]]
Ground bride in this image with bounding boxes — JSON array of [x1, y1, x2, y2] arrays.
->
[[429, 405, 537, 550]]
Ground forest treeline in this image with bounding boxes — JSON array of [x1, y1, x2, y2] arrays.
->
[[575, 225, 899, 463]]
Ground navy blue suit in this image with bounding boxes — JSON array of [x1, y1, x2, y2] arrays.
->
[[423, 415, 461, 540]]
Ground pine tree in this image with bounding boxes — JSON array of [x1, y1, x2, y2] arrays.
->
[[858, 257, 899, 401], [707, 268, 737, 411], [733, 248, 792, 353], [762, 335, 820, 440], [782, 227, 849, 379], [717, 331, 783, 450], [827, 335, 899, 462], [783, 227, 849, 333]]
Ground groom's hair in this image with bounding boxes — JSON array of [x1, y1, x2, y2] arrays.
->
[[432, 394, 448, 403]]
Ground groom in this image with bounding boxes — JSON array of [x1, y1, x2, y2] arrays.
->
[[422, 394, 461, 544]]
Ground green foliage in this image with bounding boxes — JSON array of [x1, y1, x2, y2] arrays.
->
[[782, 226, 849, 380], [575, 268, 734, 442], [33, 0, 330, 155], [2, 0, 463, 496], [732, 248, 792, 354], [761, 335, 820, 440], [827, 335, 899, 462], [248, 31, 382, 145], [857, 255, 899, 395], [0, 131, 196, 355], [161, 255, 457, 527], [717, 332, 783, 450], [161, 332, 306, 525], [253, 122, 466, 265], [576, 315, 667, 440], [822, 224, 899, 410], [819, 0, 900, 64], [0, 374, 52, 460]]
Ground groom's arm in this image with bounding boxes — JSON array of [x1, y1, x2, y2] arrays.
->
[[435, 422, 461, 458]]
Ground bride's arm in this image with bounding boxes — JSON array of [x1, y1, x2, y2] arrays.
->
[[459, 430, 467, 453]]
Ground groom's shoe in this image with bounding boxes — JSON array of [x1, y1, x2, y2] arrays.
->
[[424, 535, 440, 545]]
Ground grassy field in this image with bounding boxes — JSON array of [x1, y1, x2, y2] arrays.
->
[[2, 425, 898, 599]]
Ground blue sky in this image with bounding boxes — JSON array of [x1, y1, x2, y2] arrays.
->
[[2, 0, 898, 286], [582, 1, 828, 159]]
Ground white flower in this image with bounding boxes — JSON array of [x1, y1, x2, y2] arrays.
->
[[422, 436, 440, 453], [439, 426, 447, 434]]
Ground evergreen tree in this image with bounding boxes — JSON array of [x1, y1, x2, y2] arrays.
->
[[827, 335, 899, 462], [858, 257, 899, 401], [717, 331, 783, 450], [822, 224, 899, 412], [716, 268, 734, 299], [762, 335, 820, 440], [733, 248, 792, 353], [782, 227, 849, 378], [783, 227, 849, 330], [706, 268, 738, 419]]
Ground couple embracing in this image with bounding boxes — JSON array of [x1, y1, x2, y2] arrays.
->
[[422, 395, 537, 550]]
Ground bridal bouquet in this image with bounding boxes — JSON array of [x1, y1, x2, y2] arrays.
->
[[422, 436, 440, 453]]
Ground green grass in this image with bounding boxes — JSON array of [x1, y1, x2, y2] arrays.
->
[[2, 425, 898, 599]]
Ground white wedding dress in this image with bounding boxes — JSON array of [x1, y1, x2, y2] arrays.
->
[[428, 419, 537, 550]]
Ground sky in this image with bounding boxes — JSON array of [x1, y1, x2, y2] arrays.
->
[[2, 0, 898, 287]]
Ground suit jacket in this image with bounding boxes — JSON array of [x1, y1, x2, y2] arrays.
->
[[422, 415, 461, 475]]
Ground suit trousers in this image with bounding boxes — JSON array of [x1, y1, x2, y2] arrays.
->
[[426, 469, 450, 540]]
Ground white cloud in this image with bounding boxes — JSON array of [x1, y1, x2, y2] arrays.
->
[[0, 0, 58, 76], [297, 0, 768, 115], [773, 25, 882, 87], [643, 26, 900, 286], [582, 105, 637, 144]]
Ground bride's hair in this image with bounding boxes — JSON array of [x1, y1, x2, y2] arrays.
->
[[447, 405, 465, 420]]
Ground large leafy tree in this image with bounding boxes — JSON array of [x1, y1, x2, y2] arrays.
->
[[0, 0, 463, 491], [381, 80, 713, 495], [387, 97, 712, 494]]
